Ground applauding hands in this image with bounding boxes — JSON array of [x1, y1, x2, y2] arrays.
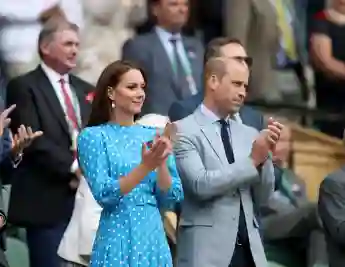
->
[[251, 117, 284, 167], [0, 104, 43, 157], [141, 123, 175, 171], [0, 105, 16, 137], [12, 125, 43, 155]]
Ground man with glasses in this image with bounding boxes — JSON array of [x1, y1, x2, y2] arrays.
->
[[169, 37, 264, 133]]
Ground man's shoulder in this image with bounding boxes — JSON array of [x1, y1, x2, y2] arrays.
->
[[124, 32, 154, 48], [322, 168, 345, 187], [70, 75, 94, 92], [7, 67, 39, 92], [174, 113, 197, 132]]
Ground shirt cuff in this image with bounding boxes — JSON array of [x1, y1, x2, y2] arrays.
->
[[70, 159, 79, 173]]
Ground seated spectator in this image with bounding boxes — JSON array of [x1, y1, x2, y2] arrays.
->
[[310, 0, 345, 138], [318, 161, 345, 267], [262, 125, 327, 267]]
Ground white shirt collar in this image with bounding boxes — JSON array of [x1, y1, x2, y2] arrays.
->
[[40, 62, 69, 84], [155, 26, 182, 44], [200, 104, 241, 124]]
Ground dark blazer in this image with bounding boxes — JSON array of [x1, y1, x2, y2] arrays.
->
[[318, 167, 345, 267], [168, 92, 265, 131], [122, 30, 204, 116], [6, 66, 92, 227]]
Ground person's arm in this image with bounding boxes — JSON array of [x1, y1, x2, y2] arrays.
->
[[155, 155, 183, 210], [174, 129, 259, 201], [77, 128, 150, 208], [318, 177, 345, 245], [253, 157, 275, 206], [310, 18, 345, 79]]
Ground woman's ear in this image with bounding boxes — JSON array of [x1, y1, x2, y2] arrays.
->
[[107, 86, 116, 101]]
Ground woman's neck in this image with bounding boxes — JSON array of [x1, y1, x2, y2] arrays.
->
[[109, 112, 134, 126]]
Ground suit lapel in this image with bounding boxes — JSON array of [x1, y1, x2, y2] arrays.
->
[[34, 67, 69, 135], [152, 31, 185, 100], [69, 76, 89, 127], [194, 107, 227, 165], [182, 37, 198, 83]]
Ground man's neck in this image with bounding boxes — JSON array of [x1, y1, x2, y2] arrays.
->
[[156, 24, 181, 35]]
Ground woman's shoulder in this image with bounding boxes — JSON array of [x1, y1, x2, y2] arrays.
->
[[78, 125, 107, 144]]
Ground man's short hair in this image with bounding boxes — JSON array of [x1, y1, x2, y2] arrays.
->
[[38, 19, 79, 58], [204, 37, 243, 64], [204, 57, 228, 83]]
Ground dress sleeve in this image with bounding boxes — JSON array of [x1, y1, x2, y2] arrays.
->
[[155, 155, 184, 210], [311, 14, 330, 36], [78, 128, 122, 208]]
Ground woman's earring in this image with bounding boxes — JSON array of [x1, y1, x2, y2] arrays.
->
[[111, 102, 115, 109]]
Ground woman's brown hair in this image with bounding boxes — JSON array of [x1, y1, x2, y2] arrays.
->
[[87, 60, 145, 127]]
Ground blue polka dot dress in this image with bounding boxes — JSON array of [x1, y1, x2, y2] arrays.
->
[[77, 123, 183, 267]]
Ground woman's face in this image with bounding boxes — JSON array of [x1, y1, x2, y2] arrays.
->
[[109, 69, 146, 116]]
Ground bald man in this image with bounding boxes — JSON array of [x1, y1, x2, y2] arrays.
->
[[174, 58, 283, 267]]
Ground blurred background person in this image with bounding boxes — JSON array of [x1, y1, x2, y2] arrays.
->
[[122, 0, 204, 116], [318, 163, 345, 267], [310, 0, 345, 138]]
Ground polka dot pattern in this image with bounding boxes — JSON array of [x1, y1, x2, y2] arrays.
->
[[77, 123, 184, 267]]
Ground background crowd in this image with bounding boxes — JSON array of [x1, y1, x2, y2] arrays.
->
[[0, 0, 344, 266]]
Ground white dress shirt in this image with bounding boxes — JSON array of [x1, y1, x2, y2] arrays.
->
[[40, 62, 80, 172]]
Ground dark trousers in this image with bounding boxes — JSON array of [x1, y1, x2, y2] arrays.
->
[[26, 223, 67, 267]]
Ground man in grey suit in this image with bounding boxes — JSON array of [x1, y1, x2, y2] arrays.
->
[[318, 167, 345, 267], [122, 0, 204, 116], [174, 57, 283, 267]]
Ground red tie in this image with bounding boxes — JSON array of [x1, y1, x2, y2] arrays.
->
[[59, 78, 79, 130]]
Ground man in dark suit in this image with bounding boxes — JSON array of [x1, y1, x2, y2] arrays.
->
[[169, 37, 264, 131], [122, 0, 204, 116], [318, 165, 345, 267], [6, 19, 92, 267]]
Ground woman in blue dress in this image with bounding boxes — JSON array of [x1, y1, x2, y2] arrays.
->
[[77, 60, 183, 267]]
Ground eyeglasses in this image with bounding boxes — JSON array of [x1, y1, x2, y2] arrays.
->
[[228, 56, 253, 67]]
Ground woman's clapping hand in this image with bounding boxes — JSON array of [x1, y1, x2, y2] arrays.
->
[[141, 134, 172, 171]]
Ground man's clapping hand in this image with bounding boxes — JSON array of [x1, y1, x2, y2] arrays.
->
[[0, 104, 16, 137], [141, 134, 172, 171], [12, 125, 43, 155], [251, 118, 284, 167]]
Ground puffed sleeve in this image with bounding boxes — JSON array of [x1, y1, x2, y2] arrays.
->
[[155, 155, 184, 210], [78, 127, 122, 208]]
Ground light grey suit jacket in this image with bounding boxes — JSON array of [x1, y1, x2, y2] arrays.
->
[[122, 30, 204, 116], [174, 107, 274, 267]]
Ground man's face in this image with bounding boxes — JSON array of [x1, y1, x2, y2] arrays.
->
[[214, 61, 249, 115], [42, 29, 79, 72], [153, 0, 189, 31]]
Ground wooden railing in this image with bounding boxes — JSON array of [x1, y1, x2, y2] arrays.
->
[[289, 122, 345, 201]]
